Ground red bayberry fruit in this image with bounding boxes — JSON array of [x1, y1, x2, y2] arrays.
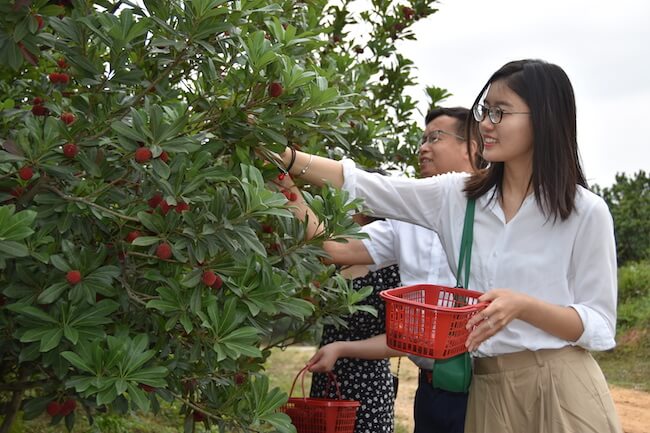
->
[[156, 243, 172, 260], [35, 14, 44, 30], [234, 372, 246, 385], [46, 401, 61, 417], [33, 97, 44, 105], [277, 172, 286, 181], [134, 147, 152, 163], [138, 383, 155, 393], [402, 6, 415, 20], [125, 230, 141, 243], [268, 82, 283, 98], [31, 104, 49, 116], [288, 192, 298, 202], [193, 411, 206, 422], [10, 186, 24, 198], [393, 23, 405, 32], [282, 190, 292, 200], [63, 143, 78, 158], [159, 151, 169, 162], [66, 270, 82, 285], [18, 166, 33, 180], [59, 399, 76, 416], [332, 35, 341, 43], [175, 201, 189, 213], [148, 193, 163, 208], [202, 270, 217, 286], [57, 57, 68, 68], [159, 200, 171, 215], [60, 112, 75, 125], [211, 274, 223, 290], [261, 224, 273, 234], [57, 73, 70, 85]]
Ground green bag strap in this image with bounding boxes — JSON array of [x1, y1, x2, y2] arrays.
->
[[455, 199, 476, 290]]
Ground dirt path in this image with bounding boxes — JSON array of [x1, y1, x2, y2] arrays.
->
[[392, 359, 650, 433]]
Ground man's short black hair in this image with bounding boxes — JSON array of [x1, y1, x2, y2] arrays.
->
[[424, 107, 470, 137]]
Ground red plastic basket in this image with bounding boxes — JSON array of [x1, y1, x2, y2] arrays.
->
[[380, 284, 487, 359], [280, 365, 360, 433]]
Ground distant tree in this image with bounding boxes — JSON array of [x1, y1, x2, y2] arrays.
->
[[592, 171, 650, 265]]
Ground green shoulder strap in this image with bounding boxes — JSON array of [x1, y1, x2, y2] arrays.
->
[[455, 198, 476, 290]]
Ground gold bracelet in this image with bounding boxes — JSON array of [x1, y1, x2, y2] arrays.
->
[[297, 154, 313, 177]]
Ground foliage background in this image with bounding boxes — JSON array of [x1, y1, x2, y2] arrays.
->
[[0, 0, 447, 432]]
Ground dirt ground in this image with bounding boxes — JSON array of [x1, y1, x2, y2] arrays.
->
[[392, 358, 650, 433]]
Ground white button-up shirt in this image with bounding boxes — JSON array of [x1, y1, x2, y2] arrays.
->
[[342, 160, 617, 356], [361, 219, 457, 370]]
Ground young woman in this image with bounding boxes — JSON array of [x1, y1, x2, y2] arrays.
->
[[275, 59, 622, 433]]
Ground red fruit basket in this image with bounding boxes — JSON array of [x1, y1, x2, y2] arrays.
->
[[380, 284, 488, 359], [280, 365, 360, 433]]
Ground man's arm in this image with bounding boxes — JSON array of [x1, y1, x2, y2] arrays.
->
[[275, 175, 374, 265]]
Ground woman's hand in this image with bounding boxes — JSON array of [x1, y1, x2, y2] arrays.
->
[[307, 342, 343, 373], [465, 289, 531, 352]]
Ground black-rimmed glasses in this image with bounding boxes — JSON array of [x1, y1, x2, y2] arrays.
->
[[473, 104, 530, 124], [421, 129, 465, 145]]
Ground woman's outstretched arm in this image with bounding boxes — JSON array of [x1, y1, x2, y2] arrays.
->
[[279, 148, 344, 188]]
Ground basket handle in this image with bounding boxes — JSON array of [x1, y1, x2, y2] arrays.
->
[[289, 365, 343, 401]]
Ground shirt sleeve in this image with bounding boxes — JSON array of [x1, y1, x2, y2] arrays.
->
[[361, 220, 397, 271], [341, 159, 463, 233], [569, 196, 618, 351]]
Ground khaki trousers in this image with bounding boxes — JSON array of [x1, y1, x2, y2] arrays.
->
[[465, 346, 622, 433]]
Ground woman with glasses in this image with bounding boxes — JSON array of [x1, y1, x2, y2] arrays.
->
[[272, 59, 622, 433]]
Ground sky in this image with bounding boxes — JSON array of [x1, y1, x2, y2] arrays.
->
[[394, 0, 649, 187]]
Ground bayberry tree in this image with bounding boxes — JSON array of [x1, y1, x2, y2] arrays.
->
[[0, 0, 443, 432]]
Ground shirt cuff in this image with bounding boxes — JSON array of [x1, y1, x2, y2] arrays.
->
[[341, 159, 359, 200], [569, 304, 616, 351]]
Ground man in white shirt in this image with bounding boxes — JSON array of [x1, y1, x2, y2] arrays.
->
[[288, 107, 478, 433]]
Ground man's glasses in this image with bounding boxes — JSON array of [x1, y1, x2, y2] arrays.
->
[[472, 104, 530, 124], [421, 129, 465, 145]]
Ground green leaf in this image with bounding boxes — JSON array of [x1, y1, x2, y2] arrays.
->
[[37, 282, 68, 304], [39, 328, 63, 352], [0, 241, 29, 257]]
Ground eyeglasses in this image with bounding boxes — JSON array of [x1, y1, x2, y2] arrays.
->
[[472, 104, 530, 124], [421, 129, 465, 145]]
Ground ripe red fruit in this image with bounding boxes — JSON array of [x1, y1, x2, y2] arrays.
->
[[401, 6, 415, 20], [138, 383, 155, 393], [66, 270, 82, 285], [60, 112, 75, 125], [125, 230, 141, 243], [175, 201, 189, 213], [159, 151, 169, 162], [148, 193, 163, 208], [18, 166, 33, 181], [159, 200, 171, 215], [57, 57, 68, 68], [202, 270, 217, 286], [261, 224, 273, 234], [33, 97, 44, 105], [63, 143, 79, 158], [134, 147, 152, 163], [10, 186, 24, 198], [59, 399, 76, 416], [277, 172, 286, 181], [234, 372, 246, 385], [193, 411, 206, 422], [35, 15, 44, 30], [288, 192, 298, 202], [211, 274, 223, 290], [31, 104, 49, 116], [268, 82, 283, 98], [156, 243, 172, 260], [46, 401, 61, 417]]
